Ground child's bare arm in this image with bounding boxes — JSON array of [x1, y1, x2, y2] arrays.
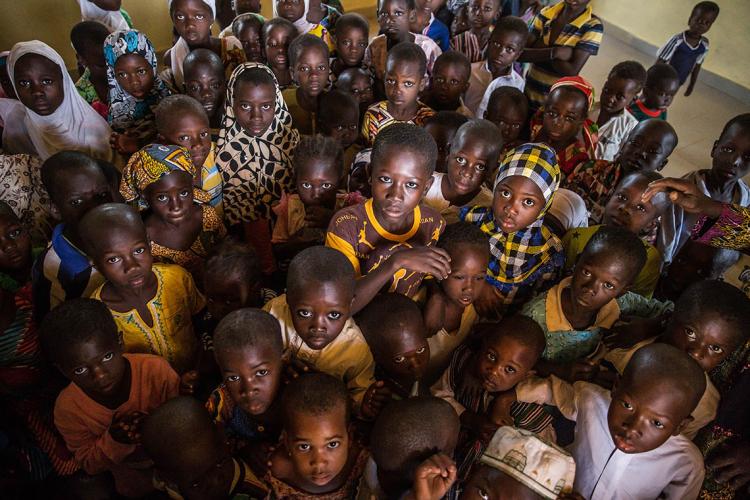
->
[[423, 286, 447, 337], [685, 64, 701, 96], [535, 358, 598, 383]]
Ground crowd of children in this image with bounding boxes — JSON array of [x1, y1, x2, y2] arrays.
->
[[1, 0, 749, 498]]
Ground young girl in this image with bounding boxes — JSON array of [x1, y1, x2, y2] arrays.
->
[[460, 142, 564, 318], [231, 12, 265, 63], [4, 41, 111, 160], [119, 144, 226, 279], [450, 0, 500, 63], [262, 18, 298, 90], [216, 63, 300, 275], [0, 203, 79, 478], [166, 0, 246, 90], [282, 35, 331, 135], [273, 0, 341, 51], [104, 30, 171, 155]]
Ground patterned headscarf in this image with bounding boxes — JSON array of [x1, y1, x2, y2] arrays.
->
[[548, 75, 597, 157], [104, 30, 171, 133], [120, 143, 209, 208], [464, 143, 563, 292], [216, 62, 299, 224]]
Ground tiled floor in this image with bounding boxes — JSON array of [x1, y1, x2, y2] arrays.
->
[[354, 7, 750, 178]]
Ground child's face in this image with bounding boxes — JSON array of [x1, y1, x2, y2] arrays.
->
[[461, 465, 541, 500], [659, 240, 721, 301], [52, 167, 113, 229], [284, 404, 350, 488], [171, 0, 214, 44], [447, 133, 495, 196], [485, 97, 526, 145], [476, 334, 537, 392], [277, 0, 305, 23], [169, 427, 235, 500], [325, 105, 359, 149], [59, 336, 127, 400], [0, 57, 16, 99], [687, 7, 718, 37], [379, 319, 430, 383], [467, 0, 499, 30], [378, 0, 415, 40], [79, 45, 108, 82], [664, 312, 739, 373], [492, 175, 545, 233], [607, 376, 693, 454], [0, 213, 31, 272], [440, 244, 489, 307], [185, 64, 227, 120], [90, 223, 154, 292], [641, 78, 679, 111], [370, 147, 433, 228], [429, 61, 470, 107], [570, 252, 632, 314], [114, 53, 155, 100], [216, 344, 283, 416], [616, 124, 673, 173], [709, 123, 750, 188], [410, 6, 432, 33], [486, 30, 526, 76], [205, 273, 260, 320], [238, 22, 264, 63], [236, 0, 261, 14], [296, 158, 341, 208], [265, 26, 294, 70], [143, 171, 195, 224], [346, 71, 375, 109], [603, 177, 660, 234], [542, 89, 587, 146], [233, 80, 276, 136], [385, 60, 425, 108], [159, 112, 212, 168], [451, 5, 470, 37], [600, 77, 640, 115], [13, 53, 64, 116], [293, 46, 330, 98], [335, 26, 369, 68], [288, 281, 353, 350], [424, 122, 456, 173]]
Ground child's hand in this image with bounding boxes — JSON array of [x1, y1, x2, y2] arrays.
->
[[304, 205, 334, 229], [179, 370, 200, 395], [360, 381, 392, 420], [407, 453, 458, 500], [460, 410, 498, 443], [110, 130, 140, 155], [604, 315, 662, 349], [392, 247, 451, 280], [567, 360, 598, 382], [489, 390, 516, 427], [708, 440, 750, 492], [109, 411, 147, 444], [283, 358, 313, 383]]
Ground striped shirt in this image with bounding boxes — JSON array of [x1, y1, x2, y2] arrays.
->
[[657, 32, 709, 85], [360, 100, 436, 147], [525, 2, 603, 109]]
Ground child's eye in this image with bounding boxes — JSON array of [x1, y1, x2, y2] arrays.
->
[[708, 345, 724, 354], [133, 247, 145, 255], [581, 268, 591, 277], [416, 346, 426, 354], [226, 375, 240, 383], [107, 256, 121, 264], [297, 309, 313, 318], [455, 156, 467, 165], [180, 190, 190, 197], [486, 352, 497, 362], [176, 14, 185, 20], [116, 72, 126, 79], [178, 135, 190, 142], [102, 352, 114, 362], [684, 327, 697, 340], [604, 282, 615, 291], [157, 194, 168, 202], [499, 189, 511, 198], [200, 131, 209, 138], [327, 312, 342, 320], [378, 175, 392, 184], [42, 78, 54, 86], [297, 443, 311, 451], [406, 181, 419, 189], [385, 79, 395, 86], [70, 198, 83, 207], [475, 163, 486, 172], [256, 369, 269, 377], [73, 367, 88, 376], [137, 68, 147, 76], [327, 441, 341, 449], [301, 182, 312, 189], [9, 228, 22, 239], [394, 355, 406, 363], [321, 183, 333, 189], [404, 81, 414, 88], [196, 14, 205, 20], [505, 365, 516, 373], [261, 104, 273, 111], [522, 198, 535, 207], [616, 193, 627, 202], [653, 420, 664, 429], [17, 79, 30, 88], [620, 400, 633, 410], [476, 488, 490, 500]]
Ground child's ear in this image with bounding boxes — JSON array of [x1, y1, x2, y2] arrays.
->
[[75, 53, 87, 69], [423, 173, 435, 195], [673, 415, 694, 436], [49, 201, 61, 220], [418, 76, 427, 93]]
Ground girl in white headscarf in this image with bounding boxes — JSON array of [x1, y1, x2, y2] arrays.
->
[[76, 0, 132, 33], [4, 40, 112, 161], [165, 0, 246, 90]]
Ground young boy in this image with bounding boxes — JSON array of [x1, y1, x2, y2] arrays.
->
[[263, 18, 298, 89], [283, 34, 331, 135], [480, 86, 529, 154], [326, 123, 449, 312], [604, 279, 750, 439], [232, 13, 265, 63], [267, 373, 369, 497], [32, 151, 113, 320], [206, 308, 285, 451], [335, 67, 376, 118], [626, 63, 680, 122], [564, 118, 679, 224], [417, 0, 451, 52], [562, 171, 670, 298], [657, 1, 719, 97], [359, 293, 431, 400], [262, 246, 376, 412], [450, 0, 500, 63], [423, 222, 489, 383], [316, 89, 362, 175], [659, 113, 750, 263], [155, 94, 224, 215], [182, 48, 227, 136], [365, 0, 442, 89], [466, 16, 527, 115], [43, 299, 180, 498], [423, 119, 501, 223], [142, 396, 268, 499], [423, 50, 473, 116], [331, 13, 370, 77], [363, 396, 459, 498], [424, 111, 471, 174], [362, 42, 436, 147], [501, 343, 707, 499], [591, 61, 647, 161], [71, 21, 111, 119], [80, 203, 205, 375]]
